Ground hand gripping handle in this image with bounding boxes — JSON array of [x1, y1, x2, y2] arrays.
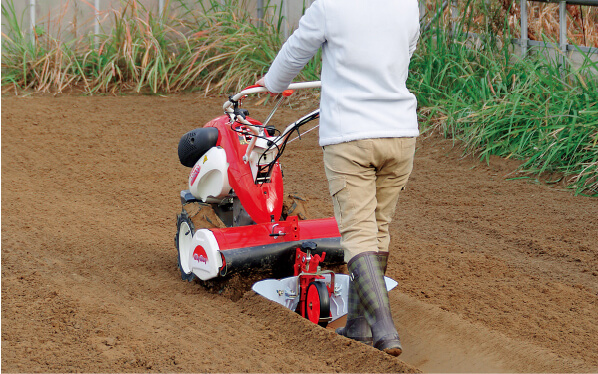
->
[[223, 81, 321, 111]]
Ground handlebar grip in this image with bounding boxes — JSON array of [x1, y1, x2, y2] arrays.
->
[[242, 84, 263, 90], [224, 81, 321, 111], [242, 85, 293, 97]]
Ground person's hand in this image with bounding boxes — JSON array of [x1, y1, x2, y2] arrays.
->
[[254, 77, 279, 97]]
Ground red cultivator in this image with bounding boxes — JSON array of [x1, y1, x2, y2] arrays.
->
[[175, 82, 396, 326]]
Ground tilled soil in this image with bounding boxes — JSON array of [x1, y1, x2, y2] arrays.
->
[[2, 94, 597, 373]]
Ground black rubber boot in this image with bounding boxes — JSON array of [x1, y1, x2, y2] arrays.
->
[[348, 251, 402, 356], [335, 278, 373, 344], [377, 251, 389, 274]]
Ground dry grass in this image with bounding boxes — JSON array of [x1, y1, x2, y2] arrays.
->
[[518, 2, 598, 47], [425, 0, 598, 47], [1, 0, 293, 94]]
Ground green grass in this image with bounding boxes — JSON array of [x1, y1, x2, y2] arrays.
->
[[1, 0, 596, 195], [407, 1, 598, 196]]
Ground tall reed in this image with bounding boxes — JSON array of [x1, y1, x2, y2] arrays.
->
[[1, 0, 316, 94]]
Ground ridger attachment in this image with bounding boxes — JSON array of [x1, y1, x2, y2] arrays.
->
[[252, 241, 398, 327], [174, 81, 396, 326]]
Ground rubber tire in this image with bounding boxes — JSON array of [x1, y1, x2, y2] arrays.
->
[[304, 281, 330, 328], [175, 210, 196, 282]]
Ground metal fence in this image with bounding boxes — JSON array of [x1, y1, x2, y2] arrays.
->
[[517, 0, 598, 62], [424, 0, 598, 68]]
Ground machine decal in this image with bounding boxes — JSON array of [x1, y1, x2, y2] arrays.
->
[[189, 164, 201, 185], [193, 245, 208, 264]]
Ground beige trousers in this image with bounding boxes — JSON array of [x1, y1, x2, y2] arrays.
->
[[323, 137, 416, 262]]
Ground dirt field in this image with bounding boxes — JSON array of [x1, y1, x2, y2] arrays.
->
[[2, 94, 597, 373]]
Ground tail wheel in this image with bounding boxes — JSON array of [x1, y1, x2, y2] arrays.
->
[[304, 281, 330, 327], [175, 211, 196, 282]]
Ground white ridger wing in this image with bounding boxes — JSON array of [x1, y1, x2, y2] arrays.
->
[[252, 274, 398, 322]]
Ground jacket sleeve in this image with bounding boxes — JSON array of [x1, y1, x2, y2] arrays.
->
[[408, 10, 420, 58], [264, 0, 326, 93]]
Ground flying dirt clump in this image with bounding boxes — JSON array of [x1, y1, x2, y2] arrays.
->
[[181, 201, 226, 229], [182, 194, 310, 230]]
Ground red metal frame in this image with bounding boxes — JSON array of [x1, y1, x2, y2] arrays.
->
[[191, 94, 340, 326], [204, 115, 284, 224], [210, 217, 339, 251]]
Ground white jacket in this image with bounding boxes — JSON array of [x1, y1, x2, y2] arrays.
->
[[264, 0, 420, 146]]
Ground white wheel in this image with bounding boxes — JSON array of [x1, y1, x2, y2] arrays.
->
[[175, 211, 196, 282]]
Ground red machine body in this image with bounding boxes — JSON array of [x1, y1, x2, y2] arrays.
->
[[204, 115, 284, 224], [175, 82, 355, 327]]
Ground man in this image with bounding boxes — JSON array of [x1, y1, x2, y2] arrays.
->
[[257, 0, 420, 356]]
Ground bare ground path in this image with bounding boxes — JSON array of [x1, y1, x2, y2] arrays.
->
[[2, 94, 597, 372]]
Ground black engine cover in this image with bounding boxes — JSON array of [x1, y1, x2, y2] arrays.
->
[[178, 127, 219, 167]]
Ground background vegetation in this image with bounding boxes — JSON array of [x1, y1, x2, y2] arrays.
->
[[410, 0, 598, 196], [1, 0, 597, 195]]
